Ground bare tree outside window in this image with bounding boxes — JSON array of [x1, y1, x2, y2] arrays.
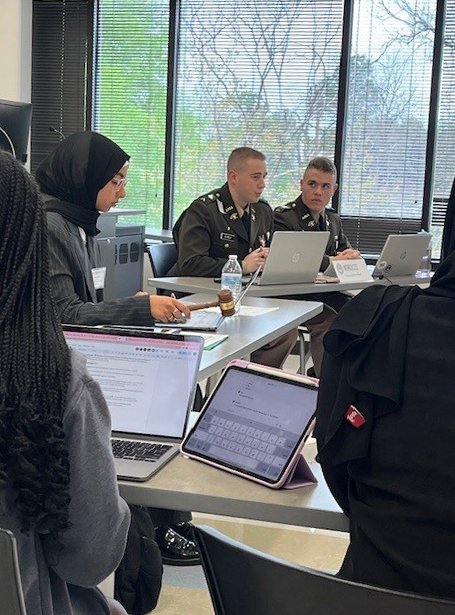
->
[[341, 0, 436, 225], [173, 0, 344, 215]]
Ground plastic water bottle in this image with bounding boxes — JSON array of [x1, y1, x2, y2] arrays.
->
[[221, 255, 242, 312]]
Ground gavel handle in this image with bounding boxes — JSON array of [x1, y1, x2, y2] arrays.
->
[[188, 300, 219, 312]]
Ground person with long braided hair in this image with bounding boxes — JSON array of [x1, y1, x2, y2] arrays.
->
[[0, 150, 130, 614]]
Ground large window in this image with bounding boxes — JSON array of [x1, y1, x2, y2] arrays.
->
[[432, 0, 455, 258], [31, 0, 91, 173], [340, 0, 436, 253], [173, 0, 344, 217], [93, 0, 170, 228], [31, 0, 455, 261]]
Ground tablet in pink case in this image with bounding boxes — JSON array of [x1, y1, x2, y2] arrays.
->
[[181, 359, 318, 489]]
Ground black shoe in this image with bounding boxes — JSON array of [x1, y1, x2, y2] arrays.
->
[[173, 521, 196, 541], [156, 525, 201, 566]]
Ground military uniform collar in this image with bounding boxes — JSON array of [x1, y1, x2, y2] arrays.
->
[[293, 194, 327, 230], [217, 183, 255, 242]]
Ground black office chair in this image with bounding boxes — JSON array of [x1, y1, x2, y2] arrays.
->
[[146, 242, 177, 277], [146, 242, 178, 296], [0, 528, 27, 615], [194, 525, 455, 615]]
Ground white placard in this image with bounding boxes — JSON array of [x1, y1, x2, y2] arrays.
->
[[91, 266, 107, 290], [325, 258, 373, 283]]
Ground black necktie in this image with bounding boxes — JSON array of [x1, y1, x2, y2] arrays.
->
[[318, 215, 326, 231], [242, 209, 250, 236]]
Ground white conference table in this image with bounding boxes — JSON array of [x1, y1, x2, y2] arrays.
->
[[182, 294, 322, 382], [150, 274, 432, 298], [119, 440, 348, 532], [145, 228, 174, 242]]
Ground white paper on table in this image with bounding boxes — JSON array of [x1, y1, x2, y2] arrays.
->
[[237, 305, 279, 317], [196, 305, 279, 317]]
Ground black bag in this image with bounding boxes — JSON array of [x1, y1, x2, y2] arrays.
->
[[115, 505, 163, 614]]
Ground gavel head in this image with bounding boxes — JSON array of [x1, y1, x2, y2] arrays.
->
[[217, 289, 236, 316]]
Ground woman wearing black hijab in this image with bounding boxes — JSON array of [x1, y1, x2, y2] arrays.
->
[[315, 254, 455, 600], [36, 131, 189, 325]]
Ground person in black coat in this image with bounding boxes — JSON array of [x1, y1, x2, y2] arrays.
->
[[315, 253, 455, 600], [273, 157, 360, 375]]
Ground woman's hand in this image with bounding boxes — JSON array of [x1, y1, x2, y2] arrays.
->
[[149, 295, 191, 322]]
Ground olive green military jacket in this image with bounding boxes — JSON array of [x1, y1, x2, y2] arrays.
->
[[274, 195, 351, 271], [169, 183, 273, 278]]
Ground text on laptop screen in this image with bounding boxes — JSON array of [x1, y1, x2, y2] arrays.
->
[[64, 331, 201, 438], [183, 368, 316, 481]]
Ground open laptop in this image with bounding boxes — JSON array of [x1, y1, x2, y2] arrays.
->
[[253, 230, 330, 285], [63, 325, 203, 481], [181, 360, 318, 489], [370, 233, 431, 278]]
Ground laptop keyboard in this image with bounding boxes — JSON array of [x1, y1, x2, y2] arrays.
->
[[111, 438, 172, 462]]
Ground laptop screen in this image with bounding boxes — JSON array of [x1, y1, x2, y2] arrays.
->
[[63, 328, 203, 439], [182, 365, 317, 484]]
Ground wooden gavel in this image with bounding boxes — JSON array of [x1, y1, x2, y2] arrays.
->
[[188, 290, 236, 317]]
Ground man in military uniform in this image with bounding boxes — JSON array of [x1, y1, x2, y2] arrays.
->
[[274, 156, 360, 375], [169, 146, 296, 368]]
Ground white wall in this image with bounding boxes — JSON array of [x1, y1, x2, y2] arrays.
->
[[0, 0, 32, 102]]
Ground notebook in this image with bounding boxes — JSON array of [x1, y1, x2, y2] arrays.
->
[[253, 231, 330, 285], [371, 233, 431, 278], [63, 325, 203, 481], [181, 360, 318, 489]]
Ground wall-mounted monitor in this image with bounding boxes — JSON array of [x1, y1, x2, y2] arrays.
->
[[0, 99, 32, 163]]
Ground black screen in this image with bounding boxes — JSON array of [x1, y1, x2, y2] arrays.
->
[[0, 99, 32, 163]]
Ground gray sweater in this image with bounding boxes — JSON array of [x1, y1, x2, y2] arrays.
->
[[0, 349, 131, 615]]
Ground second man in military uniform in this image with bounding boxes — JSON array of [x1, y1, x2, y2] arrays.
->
[[274, 156, 360, 376]]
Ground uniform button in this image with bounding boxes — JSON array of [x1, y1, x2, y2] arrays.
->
[[225, 243, 229, 248], [249, 248, 252, 253]]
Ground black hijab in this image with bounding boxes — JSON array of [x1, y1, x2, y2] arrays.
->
[[35, 131, 130, 235], [315, 252, 455, 464]]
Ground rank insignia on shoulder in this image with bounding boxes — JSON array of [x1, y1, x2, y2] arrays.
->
[[225, 205, 234, 212], [302, 213, 310, 220]]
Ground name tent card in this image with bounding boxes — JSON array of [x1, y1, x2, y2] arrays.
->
[[325, 258, 373, 283]]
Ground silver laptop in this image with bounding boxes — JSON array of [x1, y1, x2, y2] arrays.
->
[[254, 230, 330, 285], [63, 326, 203, 481], [371, 234, 431, 278]]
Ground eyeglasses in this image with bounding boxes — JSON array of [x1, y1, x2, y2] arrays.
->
[[112, 177, 128, 192]]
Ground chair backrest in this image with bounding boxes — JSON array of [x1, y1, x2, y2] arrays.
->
[[146, 242, 177, 278], [0, 528, 27, 615], [194, 525, 455, 615]]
